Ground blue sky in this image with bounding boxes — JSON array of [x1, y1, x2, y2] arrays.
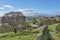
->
[[0, 0, 60, 16], [0, 0, 60, 11]]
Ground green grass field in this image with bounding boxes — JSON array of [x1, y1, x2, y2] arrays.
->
[[0, 26, 42, 40], [48, 23, 60, 40], [0, 23, 60, 40]]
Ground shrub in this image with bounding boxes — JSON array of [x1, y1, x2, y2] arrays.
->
[[56, 24, 60, 32]]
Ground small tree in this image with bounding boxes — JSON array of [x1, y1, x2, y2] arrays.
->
[[33, 18, 37, 24], [1, 12, 26, 33]]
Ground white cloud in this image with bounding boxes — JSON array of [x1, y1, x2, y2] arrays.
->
[[14, 9, 40, 13], [4, 5, 14, 9], [0, 6, 4, 10], [0, 5, 14, 10], [0, 12, 5, 17], [13, 9, 41, 16], [0, 5, 14, 17]]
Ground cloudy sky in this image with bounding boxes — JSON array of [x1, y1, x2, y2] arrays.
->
[[0, 0, 60, 17]]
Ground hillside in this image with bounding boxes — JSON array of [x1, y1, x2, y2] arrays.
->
[[0, 23, 60, 40]]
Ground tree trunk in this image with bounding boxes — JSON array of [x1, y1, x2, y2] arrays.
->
[[14, 28, 17, 33], [13, 26, 17, 33]]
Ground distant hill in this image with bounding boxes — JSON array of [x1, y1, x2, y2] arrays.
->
[[1, 10, 60, 17]]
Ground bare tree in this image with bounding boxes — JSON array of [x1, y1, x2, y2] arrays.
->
[[1, 12, 26, 33]]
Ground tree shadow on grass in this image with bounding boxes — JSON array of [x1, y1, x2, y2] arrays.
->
[[9, 31, 39, 37], [0, 31, 39, 38]]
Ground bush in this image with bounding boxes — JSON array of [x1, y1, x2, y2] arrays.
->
[[56, 24, 60, 32]]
